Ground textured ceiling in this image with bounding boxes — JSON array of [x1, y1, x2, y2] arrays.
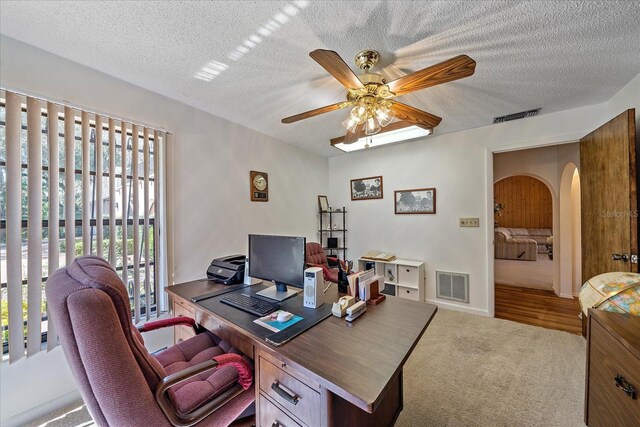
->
[[1, 1, 639, 157]]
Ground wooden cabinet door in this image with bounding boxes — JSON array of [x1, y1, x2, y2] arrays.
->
[[580, 109, 638, 281]]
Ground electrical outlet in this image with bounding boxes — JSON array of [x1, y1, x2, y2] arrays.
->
[[459, 217, 480, 227]]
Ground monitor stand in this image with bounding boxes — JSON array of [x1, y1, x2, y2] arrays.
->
[[256, 282, 300, 302]]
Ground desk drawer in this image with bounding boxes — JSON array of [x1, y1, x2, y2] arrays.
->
[[259, 357, 320, 426], [259, 394, 302, 427], [588, 319, 640, 426], [397, 286, 419, 301], [174, 297, 195, 314], [173, 301, 196, 343]]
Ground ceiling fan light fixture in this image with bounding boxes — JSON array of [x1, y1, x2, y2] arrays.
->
[[365, 117, 381, 135], [341, 116, 360, 133], [375, 106, 395, 127], [350, 105, 367, 123]]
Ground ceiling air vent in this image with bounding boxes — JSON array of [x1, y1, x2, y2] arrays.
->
[[493, 108, 541, 124]]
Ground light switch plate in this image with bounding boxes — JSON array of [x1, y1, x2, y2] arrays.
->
[[459, 217, 480, 227]]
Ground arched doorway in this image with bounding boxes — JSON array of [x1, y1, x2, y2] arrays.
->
[[494, 175, 554, 290]]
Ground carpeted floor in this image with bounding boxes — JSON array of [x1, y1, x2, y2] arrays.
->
[[495, 257, 553, 290], [396, 309, 585, 427], [27, 309, 586, 427]]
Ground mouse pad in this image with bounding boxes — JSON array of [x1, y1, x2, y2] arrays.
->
[[196, 284, 333, 346]]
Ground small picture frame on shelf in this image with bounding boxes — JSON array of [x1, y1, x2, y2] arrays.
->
[[395, 188, 436, 214], [318, 195, 329, 212], [327, 237, 338, 248]]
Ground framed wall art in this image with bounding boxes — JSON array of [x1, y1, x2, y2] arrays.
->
[[394, 188, 436, 214], [351, 176, 383, 200]]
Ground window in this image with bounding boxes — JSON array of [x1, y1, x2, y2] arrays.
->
[[0, 90, 166, 361]]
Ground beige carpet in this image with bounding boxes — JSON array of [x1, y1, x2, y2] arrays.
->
[[495, 257, 553, 290], [396, 309, 585, 427], [27, 310, 585, 427]]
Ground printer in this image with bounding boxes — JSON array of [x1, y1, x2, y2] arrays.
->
[[206, 255, 246, 285]]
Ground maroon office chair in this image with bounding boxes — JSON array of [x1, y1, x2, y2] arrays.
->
[[305, 242, 348, 283], [45, 255, 254, 427]]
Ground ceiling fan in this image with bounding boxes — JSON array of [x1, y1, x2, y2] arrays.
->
[[282, 49, 476, 144]]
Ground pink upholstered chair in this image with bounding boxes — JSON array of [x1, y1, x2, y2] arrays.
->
[[45, 255, 254, 427], [305, 242, 347, 283]]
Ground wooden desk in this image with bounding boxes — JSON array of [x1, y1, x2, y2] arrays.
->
[[167, 279, 437, 426]]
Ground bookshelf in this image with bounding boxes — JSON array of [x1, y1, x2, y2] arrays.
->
[[358, 257, 425, 302], [318, 207, 347, 261]]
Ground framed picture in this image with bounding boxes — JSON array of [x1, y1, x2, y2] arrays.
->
[[395, 188, 436, 214], [351, 176, 383, 200], [318, 195, 329, 212]]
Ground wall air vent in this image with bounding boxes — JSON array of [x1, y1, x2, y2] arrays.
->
[[436, 271, 469, 303], [493, 108, 541, 124]]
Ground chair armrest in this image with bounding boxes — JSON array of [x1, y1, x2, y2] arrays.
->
[[137, 316, 196, 333], [308, 262, 335, 271], [510, 238, 537, 246], [155, 358, 246, 427]]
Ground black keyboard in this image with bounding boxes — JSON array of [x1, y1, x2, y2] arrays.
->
[[220, 293, 280, 316]]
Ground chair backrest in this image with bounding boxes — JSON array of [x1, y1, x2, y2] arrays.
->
[[45, 255, 170, 426], [306, 242, 329, 268]]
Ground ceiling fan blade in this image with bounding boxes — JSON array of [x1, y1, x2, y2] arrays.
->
[[390, 102, 442, 129], [309, 49, 365, 89], [386, 55, 476, 96], [343, 123, 364, 144], [282, 102, 351, 124]]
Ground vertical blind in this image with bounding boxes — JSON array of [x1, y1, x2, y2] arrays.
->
[[0, 89, 168, 363]]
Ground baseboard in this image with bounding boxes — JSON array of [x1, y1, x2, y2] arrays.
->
[[558, 293, 575, 299], [1, 390, 82, 427], [425, 299, 489, 317]]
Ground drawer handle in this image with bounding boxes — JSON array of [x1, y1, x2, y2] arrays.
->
[[614, 374, 636, 399], [271, 381, 300, 405], [272, 422, 284, 427]]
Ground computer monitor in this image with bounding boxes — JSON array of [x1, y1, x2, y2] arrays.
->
[[248, 234, 306, 301]]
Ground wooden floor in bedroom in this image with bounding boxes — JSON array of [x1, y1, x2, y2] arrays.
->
[[495, 284, 582, 335]]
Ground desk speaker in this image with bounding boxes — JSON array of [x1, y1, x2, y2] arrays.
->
[[303, 267, 324, 309]]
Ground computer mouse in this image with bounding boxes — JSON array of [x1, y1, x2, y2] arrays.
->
[[276, 311, 293, 323]]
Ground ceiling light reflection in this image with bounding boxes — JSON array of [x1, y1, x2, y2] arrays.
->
[[195, 2, 309, 81], [283, 4, 299, 16], [274, 12, 290, 24]]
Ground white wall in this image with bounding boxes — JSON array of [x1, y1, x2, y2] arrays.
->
[[328, 71, 639, 316], [0, 36, 328, 425], [571, 170, 582, 294], [607, 72, 640, 126]]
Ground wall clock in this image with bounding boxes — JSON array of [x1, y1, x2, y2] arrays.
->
[[250, 170, 268, 202]]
